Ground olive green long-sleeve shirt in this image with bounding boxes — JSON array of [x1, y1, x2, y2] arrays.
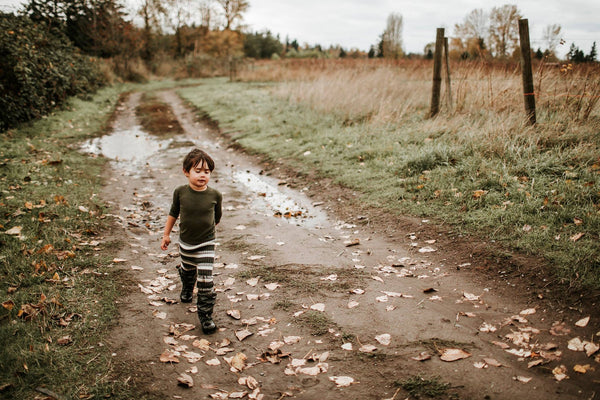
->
[[168, 185, 222, 245]]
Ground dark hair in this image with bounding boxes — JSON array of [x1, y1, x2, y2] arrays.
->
[[182, 148, 215, 172]]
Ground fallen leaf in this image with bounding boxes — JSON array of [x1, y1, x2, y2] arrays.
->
[[205, 358, 220, 366], [5, 226, 23, 236], [182, 351, 203, 363], [473, 362, 487, 369], [152, 310, 167, 320], [229, 392, 247, 399], [552, 365, 569, 381], [573, 364, 592, 374], [463, 292, 479, 301], [570, 232, 584, 242], [310, 303, 325, 312], [1, 300, 15, 311], [527, 359, 545, 368], [575, 316, 590, 327], [228, 353, 247, 372], [359, 344, 377, 353], [236, 329, 253, 341], [549, 322, 571, 336], [584, 341, 599, 357], [483, 358, 502, 367], [515, 376, 532, 383], [418, 246, 436, 253], [192, 339, 210, 351], [269, 340, 284, 351], [341, 343, 353, 351], [159, 349, 180, 363], [57, 336, 72, 345], [227, 309, 241, 320], [177, 373, 194, 388], [411, 351, 431, 361], [265, 283, 280, 291], [329, 376, 355, 387], [440, 348, 471, 362], [164, 336, 178, 346], [344, 238, 360, 247], [568, 337, 584, 352], [238, 376, 260, 390], [519, 308, 536, 316], [347, 300, 359, 309], [375, 333, 391, 346], [246, 277, 259, 287], [350, 288, 365, 295], [284, 336, 302, 345]]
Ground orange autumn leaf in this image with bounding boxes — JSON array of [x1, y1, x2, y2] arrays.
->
[[2, 300, 15, 311]]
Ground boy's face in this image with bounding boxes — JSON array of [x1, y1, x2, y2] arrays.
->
[[184, 161, 211, 191]]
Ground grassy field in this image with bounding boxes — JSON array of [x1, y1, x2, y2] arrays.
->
[[0, 79, 204, 399], [178, 59, 599, 291]]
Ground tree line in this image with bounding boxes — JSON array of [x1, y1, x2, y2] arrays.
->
[[445, 5, 596, 63]]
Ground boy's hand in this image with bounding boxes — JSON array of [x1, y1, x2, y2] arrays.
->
[[161, 236, 170, 250]]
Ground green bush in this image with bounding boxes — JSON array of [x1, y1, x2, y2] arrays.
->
[[0, 13, 105, 131]]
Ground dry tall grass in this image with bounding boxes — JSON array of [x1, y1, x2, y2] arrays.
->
[[237, 59, 600, 132]]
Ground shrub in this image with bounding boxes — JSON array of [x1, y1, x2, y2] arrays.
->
[[0, 13, 105, 131]]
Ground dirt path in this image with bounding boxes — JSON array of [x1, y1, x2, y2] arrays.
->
[[93, 90, 599, 399]]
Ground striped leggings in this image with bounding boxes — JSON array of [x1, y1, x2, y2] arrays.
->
[[178, 239, 215, 293]]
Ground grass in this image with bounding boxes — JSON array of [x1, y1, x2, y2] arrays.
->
[[296, 310, 335, 336], [177, 65, 600, 291], [0, 79, 206, 398], [395, 375, 454, 399], [235, 264, 366, 293]]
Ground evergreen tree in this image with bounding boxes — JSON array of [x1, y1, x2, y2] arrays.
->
[[587, 42, 597, 62]]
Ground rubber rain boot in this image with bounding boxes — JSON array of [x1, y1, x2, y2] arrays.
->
[[197, 290, 217, 334], [178, 266, 197, 303]]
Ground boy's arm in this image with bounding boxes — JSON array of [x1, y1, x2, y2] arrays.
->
[[161, 215, 177, 250]]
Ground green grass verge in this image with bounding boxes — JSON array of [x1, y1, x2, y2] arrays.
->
[[0, 79, 207, 399], [178, 78, 600, 291]]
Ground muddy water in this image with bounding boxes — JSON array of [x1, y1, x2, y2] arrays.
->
[[84, 121, 329, 229]]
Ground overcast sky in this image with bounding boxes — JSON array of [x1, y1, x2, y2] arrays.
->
[[1, 0, 598, 58]]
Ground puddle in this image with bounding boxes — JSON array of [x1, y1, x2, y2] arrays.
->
[[232, 171, 328, 228], [81, 126, 172, 171]]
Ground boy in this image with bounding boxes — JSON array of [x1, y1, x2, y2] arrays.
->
[[161, 148, 222, 334]]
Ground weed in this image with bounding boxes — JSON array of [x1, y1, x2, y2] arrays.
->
[[296, 310, 335, 336], [395, 375, 453, 399], [273, 299, 295, 311], [235, 264, 366, 294]]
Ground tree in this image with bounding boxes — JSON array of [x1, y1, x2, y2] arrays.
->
[[542, 23, 561, 56], [567, 43, 586, 63], [243, 30, 283, 59], [166, 0, 193, 57], [453, 9, 488, 59], [381, 12, 403, 59], [488, 4, 521, 58], [587, 42, 597, 62], [137, 0, 166, 61], [215, 0, 249, 31]]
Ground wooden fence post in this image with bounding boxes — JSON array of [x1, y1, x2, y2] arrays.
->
[[518, 19, 536, 125], [444, 36, 453, 112], [430, 28, 444, 118]]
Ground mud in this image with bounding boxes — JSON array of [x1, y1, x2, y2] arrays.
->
[[94, 89, 599, 399]]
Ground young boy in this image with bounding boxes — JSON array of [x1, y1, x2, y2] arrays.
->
[[161, 148, 222, 334]]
